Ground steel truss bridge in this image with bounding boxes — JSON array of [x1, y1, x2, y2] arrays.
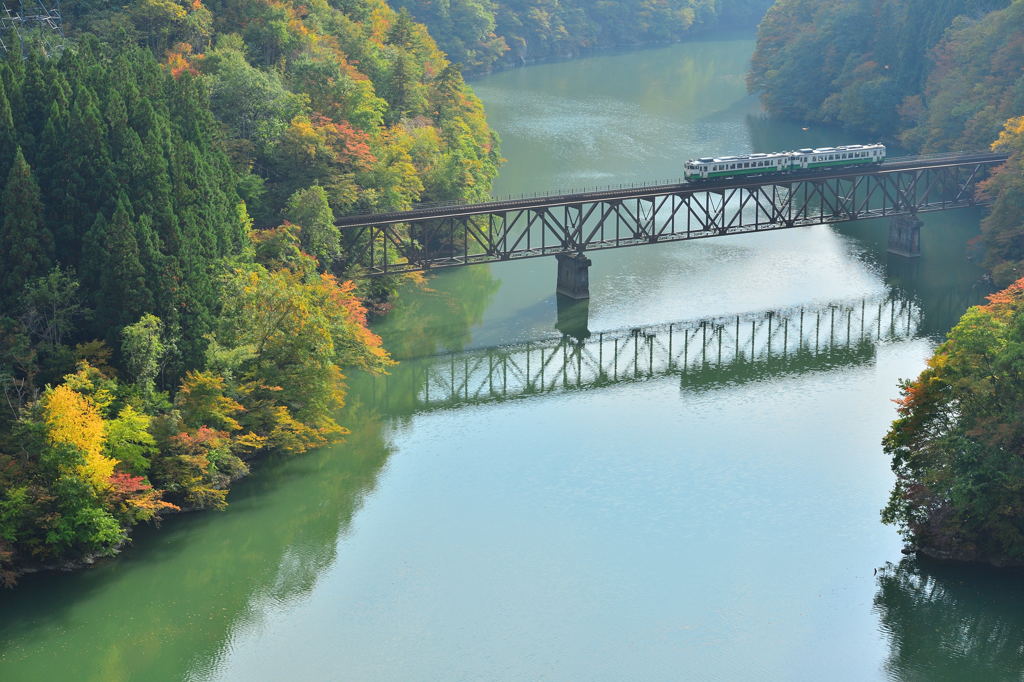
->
[[337, 152, 1007, 277], [368, 293, 920, 415]]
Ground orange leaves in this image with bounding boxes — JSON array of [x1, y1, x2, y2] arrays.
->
[[981, 278, 1024, 314], [160, 426, 243, 510], [166, 42, 200, 79], [169, 425, 230, 454], [322, 275, 367, 326], [320, 273, 390, 368], [279, 113, 377, 173], [108, 473, 179, 518], [317, 115, 376, 170]]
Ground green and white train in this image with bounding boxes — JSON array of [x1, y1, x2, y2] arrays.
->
[[683, 144, 886, 182]]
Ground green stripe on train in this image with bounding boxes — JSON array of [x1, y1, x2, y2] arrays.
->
[[686, 158, 883, 180]]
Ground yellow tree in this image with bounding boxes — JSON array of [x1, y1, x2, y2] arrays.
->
[[42, 385, 117, 491]]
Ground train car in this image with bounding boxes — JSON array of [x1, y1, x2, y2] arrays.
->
[[789, 144, 886, 170], [684, 144, 885, 182], [684, 152, 792, 181]]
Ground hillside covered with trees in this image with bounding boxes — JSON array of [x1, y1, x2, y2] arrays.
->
[[0, 0, 500, 585], [748, 0, 1012, 141], [748, 0, 1024, 565], [883, 274, 1024, 565], [390, 0, 775, 75], [750, 0, 1024, 287]]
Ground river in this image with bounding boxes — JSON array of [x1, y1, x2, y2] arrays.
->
[[3, 36, 1023, 682]]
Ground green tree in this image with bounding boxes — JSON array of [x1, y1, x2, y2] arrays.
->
[[0, 148, 51, 310], [883, 279, 1024, 563], [121, 313, 168, 401], [82, 195, 154, 334], [284, 184, 341, 267]]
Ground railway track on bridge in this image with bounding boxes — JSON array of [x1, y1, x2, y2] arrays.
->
[[336, 151, 1007, 228], [331, 151, 1009, 293]]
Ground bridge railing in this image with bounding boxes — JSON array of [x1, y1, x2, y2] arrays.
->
[[338, 150, 989, 221], [402, 177, 686, 212]]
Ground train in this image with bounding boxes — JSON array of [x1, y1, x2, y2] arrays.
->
[[684, 143, 886, 182]]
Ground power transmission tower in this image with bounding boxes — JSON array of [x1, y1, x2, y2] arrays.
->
[[0, 1, 64, 58]]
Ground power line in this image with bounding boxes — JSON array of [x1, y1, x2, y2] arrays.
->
[[0, 1, 64, 58]]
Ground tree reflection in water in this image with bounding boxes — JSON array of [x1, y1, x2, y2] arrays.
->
[[874, 558, 1024, 681]]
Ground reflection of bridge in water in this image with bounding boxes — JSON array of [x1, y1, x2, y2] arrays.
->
[[371, 293, 921, 415]]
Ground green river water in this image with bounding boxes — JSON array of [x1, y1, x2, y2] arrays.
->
[[4, 36, 1024, 681]]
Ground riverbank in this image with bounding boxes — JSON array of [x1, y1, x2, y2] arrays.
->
[[1, 35, 1009, 682], [464, 27, 764, 78]]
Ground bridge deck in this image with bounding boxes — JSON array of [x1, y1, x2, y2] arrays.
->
[[334, 151, 1008, 276], [336, 152, 1007, 228]]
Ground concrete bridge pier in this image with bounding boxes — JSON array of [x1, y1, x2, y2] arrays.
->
[[888, 214, 922, 258], [556, 252, 592, 299]]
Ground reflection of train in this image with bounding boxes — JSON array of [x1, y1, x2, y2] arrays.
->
[[684, 143, 886, 182]]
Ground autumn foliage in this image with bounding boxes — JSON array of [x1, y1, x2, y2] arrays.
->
[[883, 278, 1024, 564], [0, 0, 478, 583]]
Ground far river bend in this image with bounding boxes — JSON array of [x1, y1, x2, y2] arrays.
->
[[4, 35, 1024, 681]]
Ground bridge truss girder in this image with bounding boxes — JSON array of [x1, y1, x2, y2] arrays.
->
[[341, 161, 997, 276]]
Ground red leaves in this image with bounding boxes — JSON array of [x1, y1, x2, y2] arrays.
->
[[170, 425, 230, 453], [108, 473, 179, 515], [109, 473, 152, 495], [311, 114, 377, 171]]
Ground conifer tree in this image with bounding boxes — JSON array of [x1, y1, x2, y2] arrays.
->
[[0, 147, 51, 308], [0, 76, 19, 184], [83, 195, 153, 335], [58, 83, 114, 260]]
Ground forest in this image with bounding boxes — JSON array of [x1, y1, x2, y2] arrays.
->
[[2, 0, 1023, 582], [0, 0, 500, 584], [389, 0, 775, 74], [749, 0, 1024, 564]]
